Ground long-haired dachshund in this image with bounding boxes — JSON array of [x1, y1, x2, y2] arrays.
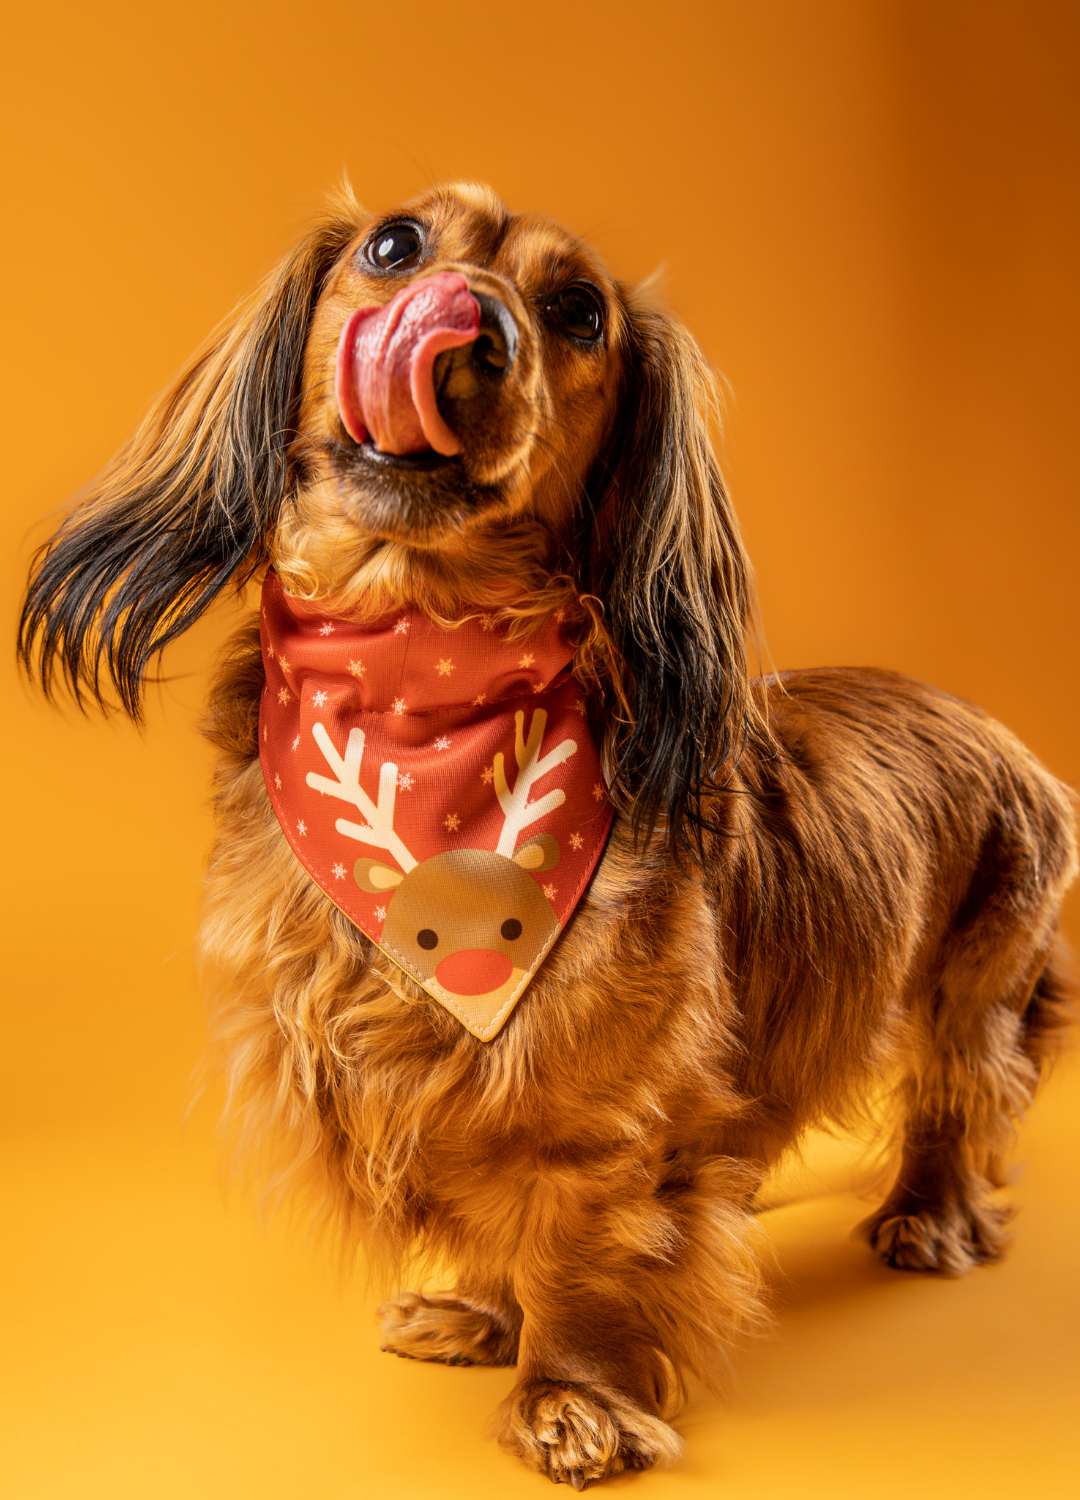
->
[[20, 182, 1076, 1487]]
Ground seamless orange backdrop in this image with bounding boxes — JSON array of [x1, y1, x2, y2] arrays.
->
[[2, 3, 1078, 1498]]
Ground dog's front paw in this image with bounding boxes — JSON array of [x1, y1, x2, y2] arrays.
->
[[862, 1194, 1012, 1276], [498, 1378, 682, 1488], [377, 1289, 519, 1366]]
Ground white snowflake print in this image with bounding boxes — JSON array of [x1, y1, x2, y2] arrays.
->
[[574, 698, 587, 716], [397, 771, 414, 791], [472, 692, 487, 707], [444, 812, 461, 832], [318, 622, 335, 636], [569, 832, 584, 851], [592, 783, 605, 801], [375, 905, 387, 921], [393, 616, 410, 635], [348, 659, 365, 678], [332, 862, 346, 879], [312, 689, 328, 707], [278, 657, 289, 673], [543, 883, 557, 900], [434, 735, 451, 752], [518, 652, 536, 668], [274, 774, 282, 789], [532, 682, 545, 694], [554, 608, 566, 623], [436, 657, 455, 677], [297, 819, 308, 835], [391, 697, 407, 716], [277, 688, 289, 704], [291, 735, 300, 751], [267, 642, 275, 659], [479, 613, 496, 632], [481, 765, 495, 785]]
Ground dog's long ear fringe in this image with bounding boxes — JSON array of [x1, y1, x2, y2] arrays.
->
[[19, 192, 362, 720], [587, 293, 771, 865]]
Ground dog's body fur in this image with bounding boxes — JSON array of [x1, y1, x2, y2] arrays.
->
[[21, 183, 1076, 1487]]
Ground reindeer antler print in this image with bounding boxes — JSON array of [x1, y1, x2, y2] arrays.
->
[[306, 722, 418, 872], [494, 709, 577, 857]]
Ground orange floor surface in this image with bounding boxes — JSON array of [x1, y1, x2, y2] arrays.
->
[[3, 1063, 1077, 1500]]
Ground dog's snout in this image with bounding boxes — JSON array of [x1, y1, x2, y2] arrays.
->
[[470, 291, 518, 373]]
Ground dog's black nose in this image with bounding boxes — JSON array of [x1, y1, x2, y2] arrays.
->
[[470, 291, 519, 373]]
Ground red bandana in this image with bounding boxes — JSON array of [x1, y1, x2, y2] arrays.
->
[[258, 571, 614, 1040]]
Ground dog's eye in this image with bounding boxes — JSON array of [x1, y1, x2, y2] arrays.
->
[[500, 919, 523, 941], [417, 928, 439, 950], [546, 286, 604, 342], [367, 224, 423, 271]]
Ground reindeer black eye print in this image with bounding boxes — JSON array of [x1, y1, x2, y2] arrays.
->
[[417, 928, 439, 950], [500, 919, 523, 941]]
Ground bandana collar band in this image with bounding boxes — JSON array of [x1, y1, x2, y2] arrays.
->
[[258, 571, 614, 1039]]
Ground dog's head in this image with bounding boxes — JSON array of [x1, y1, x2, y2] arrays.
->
[[20, 181, 767, 859]]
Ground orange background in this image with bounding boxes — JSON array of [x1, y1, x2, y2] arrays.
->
[[2, 2, 1078, 1496]]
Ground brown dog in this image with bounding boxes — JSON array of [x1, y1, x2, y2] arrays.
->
[[20, 182, 1076, 1487]]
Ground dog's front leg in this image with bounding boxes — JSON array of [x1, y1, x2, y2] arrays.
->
[[496, 1165, 695, 1487]]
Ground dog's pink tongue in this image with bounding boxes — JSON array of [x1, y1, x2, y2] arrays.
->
[[335, 272, 480, 456]]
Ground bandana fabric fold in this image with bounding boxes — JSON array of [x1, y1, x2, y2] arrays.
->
[[258, 571, 614, 1040]]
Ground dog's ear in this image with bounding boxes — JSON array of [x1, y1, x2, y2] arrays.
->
[[585, 294, 770, 863], [19, 190, 362, 719]]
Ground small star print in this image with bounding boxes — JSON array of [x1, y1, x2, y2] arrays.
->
[[518, 652, 536, 668], [278, 688, 289, 704], [434, 735, 451, 751], [313, 689, 328, 707], [436, 658, 455, 676], [393, 617, 409, 635], [444, 812, 461, 832], [297, 819, 307, 835], [569, 832, 584, 851], [592, 783, 605, 801], [348, 659, 365, 678], [375, 905, 387, 921], [481, 766, 495, 785], [480, 613, 496, 631], [397, 772, 414, 791], [472, 693, 487, 707], [274, 774, 282, 789], [319, 623, 335, 636], [543, 883, 557, 900], [332, 862, 346, 879], [291, 735, 300, 751], [392, 697, 407, 715]]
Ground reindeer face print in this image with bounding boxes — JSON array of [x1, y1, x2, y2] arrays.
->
[[354, 837, 560, 1029]]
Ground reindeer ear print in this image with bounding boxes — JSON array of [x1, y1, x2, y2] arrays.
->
[[513, 833, 560, 873], [354, 859, 406, 893]]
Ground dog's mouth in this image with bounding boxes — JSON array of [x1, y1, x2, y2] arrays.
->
[[355, 440, 455, 473], [326, 270, 536, 542]]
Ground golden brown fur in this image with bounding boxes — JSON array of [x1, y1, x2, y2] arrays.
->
[[21, 182, 1077, 1488]]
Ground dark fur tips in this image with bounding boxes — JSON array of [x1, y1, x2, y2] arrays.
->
[[588, 297, 770, 862], [18, 201, 361, 719]]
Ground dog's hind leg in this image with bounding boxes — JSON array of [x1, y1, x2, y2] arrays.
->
[[864, 936, 1073, 1277], [378, 1279, 522, 1366]]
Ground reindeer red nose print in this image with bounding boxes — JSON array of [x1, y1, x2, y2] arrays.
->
[[258, 572, 614, 1039]]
